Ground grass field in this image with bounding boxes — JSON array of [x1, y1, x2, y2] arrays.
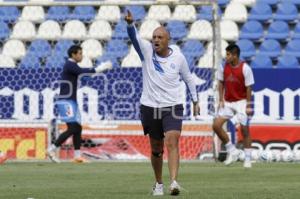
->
[[0, 162, 299, 199]]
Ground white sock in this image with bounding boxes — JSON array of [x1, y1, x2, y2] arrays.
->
[[74, 150, 81, 158], [244, 148, 252, 161], [48, 144, 57, 152], [225, 142, 236, 153]]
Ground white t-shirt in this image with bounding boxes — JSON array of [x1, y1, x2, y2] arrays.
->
[[216, 62, 255, 86], [128, 25, 198, 108]]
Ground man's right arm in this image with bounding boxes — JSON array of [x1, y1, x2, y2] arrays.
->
[[127, 24, 145, 61], [125, 10, 151, 61]]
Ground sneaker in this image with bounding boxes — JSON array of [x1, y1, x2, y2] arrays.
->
[[243, 160, 252, 168], [0, 153, 8, 164], [169, 180, 180, 196], [47, 150, 60, 163], [72, 157, 90, 163], [224, 149, 239, 166], [152, 182, 164, 196]]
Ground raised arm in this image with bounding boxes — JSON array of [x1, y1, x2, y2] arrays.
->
[[125, 10, 152, 61]]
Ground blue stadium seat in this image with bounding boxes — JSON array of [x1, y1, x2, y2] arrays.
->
[[285, 0, 300, 5], [251, 55, 273, 68], [181, 40, 204, 67], [46, 6, 71, 22], [284, 40, 300, 57], [166, 20, 187, 41], [274, 3, 298, 22], [258, 39, 281, 58], [248, 3, 272, 22], [105, 40, 129, 59], [0, 21, 10, 40], [182, 40, 204, 58], [239, 20, 264, 41], [96, 54, 119, 68], [72, 6, 96, 22], [292, 22, 300, 39], [218, 0, 230, 7], [54, 40, 75, 58], [265, 21, 290, 40], [276, 55, 299, 68], [196, 6, 221, 21], [237, 39, 256, 59], [256, 0, 280, 6], [27, 40, 52, 59], [0, 6, 20, 23], [124, 6, 146, 21], [112, 21, 129, 40], [45, 53, 66, 68], [185, 56, 197, 68], [19, 54, 41, 68]]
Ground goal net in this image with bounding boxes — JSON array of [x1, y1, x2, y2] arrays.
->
[[0, 0, 222, 161]]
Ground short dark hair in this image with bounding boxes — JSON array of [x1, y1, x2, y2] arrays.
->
[[226, 44, 240, 57], [68, 45, 82, 58]]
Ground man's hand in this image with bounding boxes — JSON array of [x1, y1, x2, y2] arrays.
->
[[246, 103, 253, 117], [94, 61, 112, 73], [218, 100, 224, 111], [125, 10, 133, 24], [193, 101, 200, 116]]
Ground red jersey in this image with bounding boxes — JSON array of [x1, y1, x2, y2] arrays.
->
[[223, 62, 247, 102]]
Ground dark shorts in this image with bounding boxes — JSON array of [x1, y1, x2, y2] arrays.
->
[[140, 104, 184, 140]]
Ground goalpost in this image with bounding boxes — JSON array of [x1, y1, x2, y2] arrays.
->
[[0, 0, 222, 161]]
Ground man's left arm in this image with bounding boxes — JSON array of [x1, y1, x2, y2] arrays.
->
[[244, 64, 255, 116], [246, 86, 253, 116], [180, 56, 199, 116]]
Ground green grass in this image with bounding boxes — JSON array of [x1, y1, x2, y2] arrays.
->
[[0, 162, 299, 199]]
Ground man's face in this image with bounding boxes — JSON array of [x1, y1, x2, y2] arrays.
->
[[226, 51, 235, 64], [72, 50, 83, 63], [152, 27, 169, 55]]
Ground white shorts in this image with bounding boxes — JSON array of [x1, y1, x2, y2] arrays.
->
[[217, 99, 248, 126]]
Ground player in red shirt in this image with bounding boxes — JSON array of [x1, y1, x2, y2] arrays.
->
[[213, 44, 254, 168]]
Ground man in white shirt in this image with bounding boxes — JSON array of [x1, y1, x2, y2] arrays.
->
[[125, 11, 200, 196]]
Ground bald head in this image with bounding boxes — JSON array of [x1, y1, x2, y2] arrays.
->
[[153, 26, 170, 40], [152, 26, 170, 57]]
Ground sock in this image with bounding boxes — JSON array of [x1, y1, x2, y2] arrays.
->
[[244, 148, 252, 161], [225, 142, 236, 153], [48, 144, 57, 152], [74, 150, 81, 158]]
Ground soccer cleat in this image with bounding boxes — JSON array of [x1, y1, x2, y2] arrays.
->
[[152, 182, 164, 196], [243, 160, 252, 168], [0, 153, 8, 164], [47, 150, 60, 163], [72, 157, 90, 163], [224, 149, 239, 166], [169, 180, 180, 196]]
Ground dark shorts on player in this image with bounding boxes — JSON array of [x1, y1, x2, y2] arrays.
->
[[140, 104, 184, 140]]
